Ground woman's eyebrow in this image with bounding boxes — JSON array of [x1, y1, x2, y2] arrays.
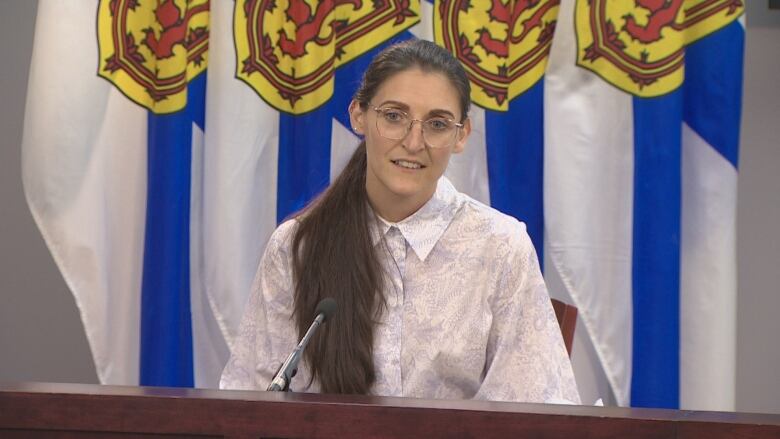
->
[[376, 100, 409, 110], [376, 100, 456, 118], [427, 108, 456, 119]]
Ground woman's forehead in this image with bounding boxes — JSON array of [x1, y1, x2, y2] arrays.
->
[[371, 68, 462, 117]]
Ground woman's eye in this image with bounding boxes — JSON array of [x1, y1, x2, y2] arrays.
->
[[427, 119, 450, 131], [383, 110, 404, 123]]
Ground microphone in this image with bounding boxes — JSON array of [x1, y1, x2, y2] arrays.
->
[[267, 297, 337, 392]]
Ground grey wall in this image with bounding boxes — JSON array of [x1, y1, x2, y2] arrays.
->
[[735, 7, 780, 414], [0, 0, 778, 413]]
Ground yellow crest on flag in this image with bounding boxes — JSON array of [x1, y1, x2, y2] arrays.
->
[[97, 0, 209, 114], [575, 0, 743, 97], [235, 0, 420, 115], [434, 0, 560, 111]]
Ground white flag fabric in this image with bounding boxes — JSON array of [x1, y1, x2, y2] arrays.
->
[[23, 1, 148, 385], [23, 0, 217, 386], [23, 0, 743, 408]]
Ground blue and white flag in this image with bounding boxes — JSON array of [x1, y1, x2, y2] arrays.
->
[[23, 0, 743, 410], [23, 0, 219, 387], [544, 0, 743, 409]]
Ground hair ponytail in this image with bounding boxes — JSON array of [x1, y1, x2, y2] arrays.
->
[[291, 141, 383, 394]]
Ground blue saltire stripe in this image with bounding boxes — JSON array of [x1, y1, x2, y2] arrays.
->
[[276, 31, 415, 223], [683, 21, 743, 169], [140, 73, 206, 387], [277, 106, 334, 222], [630, 89, 683, 408], [485, 81, 545, 264]]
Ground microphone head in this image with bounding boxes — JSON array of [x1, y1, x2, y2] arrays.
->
[[315, 297, 338, 322]]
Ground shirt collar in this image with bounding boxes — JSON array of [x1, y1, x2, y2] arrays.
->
[[369, 177, 462, 261]]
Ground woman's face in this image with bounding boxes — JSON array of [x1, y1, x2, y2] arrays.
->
[[349, 67, 471, 221]]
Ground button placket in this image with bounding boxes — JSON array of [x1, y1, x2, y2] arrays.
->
[[386, 227, 407, 299], [385, 226, 406, 394]]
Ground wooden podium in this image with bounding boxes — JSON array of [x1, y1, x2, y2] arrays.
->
[[1, 382, 779, 438]]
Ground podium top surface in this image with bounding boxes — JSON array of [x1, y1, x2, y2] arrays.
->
[[2, 381, 779, 438]]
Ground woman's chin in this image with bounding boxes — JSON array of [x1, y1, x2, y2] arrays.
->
[[386, 180, 436, 204], [366, 168, 438, 215]]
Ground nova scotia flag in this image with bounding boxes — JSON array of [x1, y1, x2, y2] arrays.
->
[[23, 0, 744, 411]]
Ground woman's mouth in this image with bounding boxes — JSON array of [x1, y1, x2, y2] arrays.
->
[[391, 159, 424, 170]]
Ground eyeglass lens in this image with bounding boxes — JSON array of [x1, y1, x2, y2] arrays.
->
[[375, 108, 459, 148]]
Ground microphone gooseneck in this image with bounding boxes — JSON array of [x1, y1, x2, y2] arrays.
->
[[267, 297, 338, 392]]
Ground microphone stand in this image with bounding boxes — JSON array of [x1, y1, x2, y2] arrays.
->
[[267, 309, 327, 392]]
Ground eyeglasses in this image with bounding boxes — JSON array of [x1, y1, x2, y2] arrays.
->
[[370, 106, 464, 149]]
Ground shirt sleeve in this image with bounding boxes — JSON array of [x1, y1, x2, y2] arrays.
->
[[473, 223, 581, 404], [219, 220, 299, 391]]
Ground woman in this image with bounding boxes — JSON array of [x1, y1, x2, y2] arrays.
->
[[220, 39, 580, 404]]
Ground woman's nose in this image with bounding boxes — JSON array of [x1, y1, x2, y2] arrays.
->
[[402, 120, 426, 152]]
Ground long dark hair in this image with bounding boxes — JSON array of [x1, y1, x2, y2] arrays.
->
[[290, 39, 471, 394]]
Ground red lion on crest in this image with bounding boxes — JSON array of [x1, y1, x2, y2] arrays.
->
[[622, 0, 683, 43], [142, 0, 209, 59], [478, 0, 557, 58], [278, 0, 362, 59]]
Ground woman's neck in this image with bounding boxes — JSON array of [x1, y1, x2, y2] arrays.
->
[[366, 185, 436, 223]]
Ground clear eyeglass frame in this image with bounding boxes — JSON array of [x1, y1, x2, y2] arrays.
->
[[370, 105, 464, 149]]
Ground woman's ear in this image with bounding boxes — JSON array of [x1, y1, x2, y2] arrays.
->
[[453, 117, 471, 154], [348, 100, 365, 135]]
